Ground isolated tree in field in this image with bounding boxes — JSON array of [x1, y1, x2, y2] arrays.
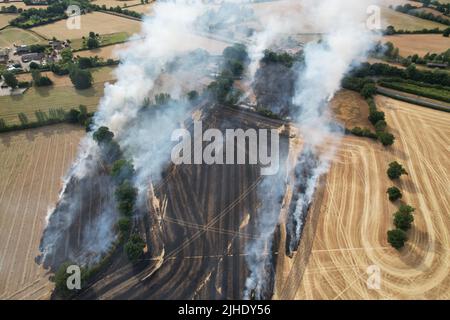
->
[[394, 213, 414, 231], [125, 233, 145, 262], [378, 131, 395, 146], [394, 205, 415, 231], [387, 229, 407, 250], [387, 161, 408, 180], [387, 186, 402, 202], [374, 120, 387, 132], [398, 204, 415, 215], [93, 126, 114, 144], [69, 67, 93, 90], [3, 71, 18, 88], [31, 70, 52, 87], [87, 36, 99, 49]]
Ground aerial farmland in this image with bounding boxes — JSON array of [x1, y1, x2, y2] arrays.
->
[[0, 0, 448, 308]]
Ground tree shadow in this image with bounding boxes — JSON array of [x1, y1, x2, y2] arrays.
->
[[398, 227, 443, 270]]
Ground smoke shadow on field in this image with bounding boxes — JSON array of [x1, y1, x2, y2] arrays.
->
[[35, 87, 51, 97], [75, 86, 100, 98], [400, 179, 419, 195], [391, 148, 409, 162], [398, 227, 443, 270]]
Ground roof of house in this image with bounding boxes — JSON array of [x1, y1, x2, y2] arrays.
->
[[21, 52, 45, 62]]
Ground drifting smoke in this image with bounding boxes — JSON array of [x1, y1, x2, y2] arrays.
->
[[288, 0, 380, 251], [244, 0, 380, 298], [39, 2, 224, 267]]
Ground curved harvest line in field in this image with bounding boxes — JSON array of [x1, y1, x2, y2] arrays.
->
[[277, 96, 450, 300]]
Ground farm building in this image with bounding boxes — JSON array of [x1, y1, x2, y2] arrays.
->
[[15, 45, 30, 55], [49, 40, 64, 50], [21, 52, 44, 63], [27, 0, 48, 4]]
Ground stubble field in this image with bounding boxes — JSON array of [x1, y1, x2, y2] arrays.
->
[[0, 124, 84, 299], [276, 96, 450, 299]]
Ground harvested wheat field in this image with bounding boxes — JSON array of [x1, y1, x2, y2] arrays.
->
[[330, 90, 371, 129], [381, 7, 448, 31], [0, 14, 17, 29], [0, 28, 45, 47], [0, 1, 48, 10], [0, 124, 85, 299], [275, 96, 450, 300], [90, 0, 142, 8], [32, 12, 142, 40], [383, 34, 450, 57]]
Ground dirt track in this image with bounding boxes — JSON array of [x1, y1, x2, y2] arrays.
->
[[0, 124, 84, 300], [276, 96, 450, 299]]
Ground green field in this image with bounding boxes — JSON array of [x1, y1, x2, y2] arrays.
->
[[379, 81, 450, 103], [382, 7, 449, 31], [0, 66, 117, 125], [0, 13, 17, 29], [0, 27, 46, 47], [71, 32, 130, 51]]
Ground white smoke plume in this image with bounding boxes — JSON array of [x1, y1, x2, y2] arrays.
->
[[40, 2, 221, 267], [244, 0, 380, 298], [289, 0, 380, 249]]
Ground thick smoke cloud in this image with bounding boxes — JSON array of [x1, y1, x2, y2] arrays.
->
[[288, 0, 380, 250], [40, 2, 220, 267], [244, 0, 380, 298]]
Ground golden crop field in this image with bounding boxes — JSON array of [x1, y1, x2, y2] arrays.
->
[[384, 34, 450, 57], [0, 124, 85, 299], [275, 96, 450, 300], [0, 27, 45, 47], [0, 13, 17, 29], [380, 7, 449, 31], [127, 3, 153, 15], [75, 42, 129, 60], [31, 12, 142, 40]]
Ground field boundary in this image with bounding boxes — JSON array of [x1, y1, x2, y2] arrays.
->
[[377, 87, 450, 113]]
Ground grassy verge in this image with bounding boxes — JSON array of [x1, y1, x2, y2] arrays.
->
[[378, 80, 450, 103]]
